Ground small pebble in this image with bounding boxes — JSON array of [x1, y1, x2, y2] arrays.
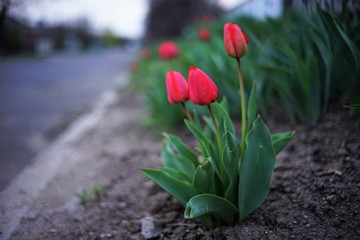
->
[[334, 170, 342, 176], [23, 211, 37, 221], [118, 201, 127, 209], [100, 202, 111, 209], [141, 216, 160, 239], [111, 218, 120, 225], [326, 195, 336, 203]]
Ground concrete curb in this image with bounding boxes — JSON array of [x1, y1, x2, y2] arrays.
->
[[0, 90, 119, 240]]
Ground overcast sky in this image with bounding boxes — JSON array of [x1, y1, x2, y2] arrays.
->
[[14, 0, 244, 39]]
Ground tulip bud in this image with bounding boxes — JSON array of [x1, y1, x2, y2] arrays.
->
[[158, 41, 179, 60], [223, 22, 249, 59], [166, 71, 189, 104], [198, 28, 211, 41], [188, 66, 218, 105]]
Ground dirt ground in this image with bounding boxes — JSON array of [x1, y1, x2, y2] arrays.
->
[[8, 89, 360, 240]]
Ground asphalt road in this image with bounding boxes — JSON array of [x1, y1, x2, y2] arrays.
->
[[0, 49, 135, 191]]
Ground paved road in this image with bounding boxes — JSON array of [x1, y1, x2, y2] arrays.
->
[[0, 49, 135, 190]]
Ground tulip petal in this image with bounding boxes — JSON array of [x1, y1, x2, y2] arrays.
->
[[166, 71, 188, 104], [188, 67, 218, 105], [224, 22, 248, 58]]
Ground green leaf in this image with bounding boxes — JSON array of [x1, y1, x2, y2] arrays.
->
[[163, 133, 199, 167], [184, 194, 238, 225], [211, 102, 235, 134], [238, 116, 276, 221], [185, 119, 210, 153], [141, 168, 198, 205], [185, 119, 221, 177], [310, 27, 331, 111], [223, 131, 241, 205], [254, 64, 291, 75], [223, 131, 242, 167], [161, 143, 196, 181], [344, 103, 360, 110], [272, 131, 295, 155], [192, 160, 215, 194], [247, 81, 257, 129], [193, 110, 202, 131], [333, 14, 360, 68]]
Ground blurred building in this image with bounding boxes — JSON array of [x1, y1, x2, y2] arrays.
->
[[0, 15, 123, 56], [225, 0, 360, 20], [227, 0, 283, 19]]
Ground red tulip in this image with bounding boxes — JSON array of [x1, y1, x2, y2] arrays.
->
[[166, 71, 188, 104], [188, 66, 218, 105], [158, 41, 179, 60], [223, 22, 249, 59], [198, 28, 211, 41]]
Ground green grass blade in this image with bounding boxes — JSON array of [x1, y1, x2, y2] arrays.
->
[[333, 17, 360, 68]]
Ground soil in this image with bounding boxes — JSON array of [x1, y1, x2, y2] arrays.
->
[[8, 89, 360, 240]]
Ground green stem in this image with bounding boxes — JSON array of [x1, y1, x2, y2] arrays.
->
[[181, 102, 194, 122], [236, 58, 247, 153]]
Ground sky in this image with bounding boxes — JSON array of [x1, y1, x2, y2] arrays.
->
[[14, 0, 244, 39]]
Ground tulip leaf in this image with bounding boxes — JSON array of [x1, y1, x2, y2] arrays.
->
[[141, 167, 198, 205], [223, 131, 241, 205], [184, 194, 238, 225], [238, 116, 275, 221], [272, 131, 295, 155], [192, 110, 202, 131], [185, 119, 210, 152], [203, 116, 217, 137], [163, 133, 199, 167], [185, 119, 221, 177], [332, 13, 360, 68], [254, 64, 291, 75], [192, 160, 215, 194], [211, 102, 235, 134], [161, 143, 196, 181], [247, 81, 257, 129]]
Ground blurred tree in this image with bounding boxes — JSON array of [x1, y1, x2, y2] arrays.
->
[[73, 17, 94, 50], [50, 17, 95, 52], [0, 0, 39, 54], [144, 0, 223, 42], [101, 28, 120, 47], [52, 24, 66, 50], [0, 0, 11, 52]]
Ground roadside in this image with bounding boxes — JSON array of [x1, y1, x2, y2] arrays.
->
[[0, 49, 135, 190], [0, 84, 160, 240]]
